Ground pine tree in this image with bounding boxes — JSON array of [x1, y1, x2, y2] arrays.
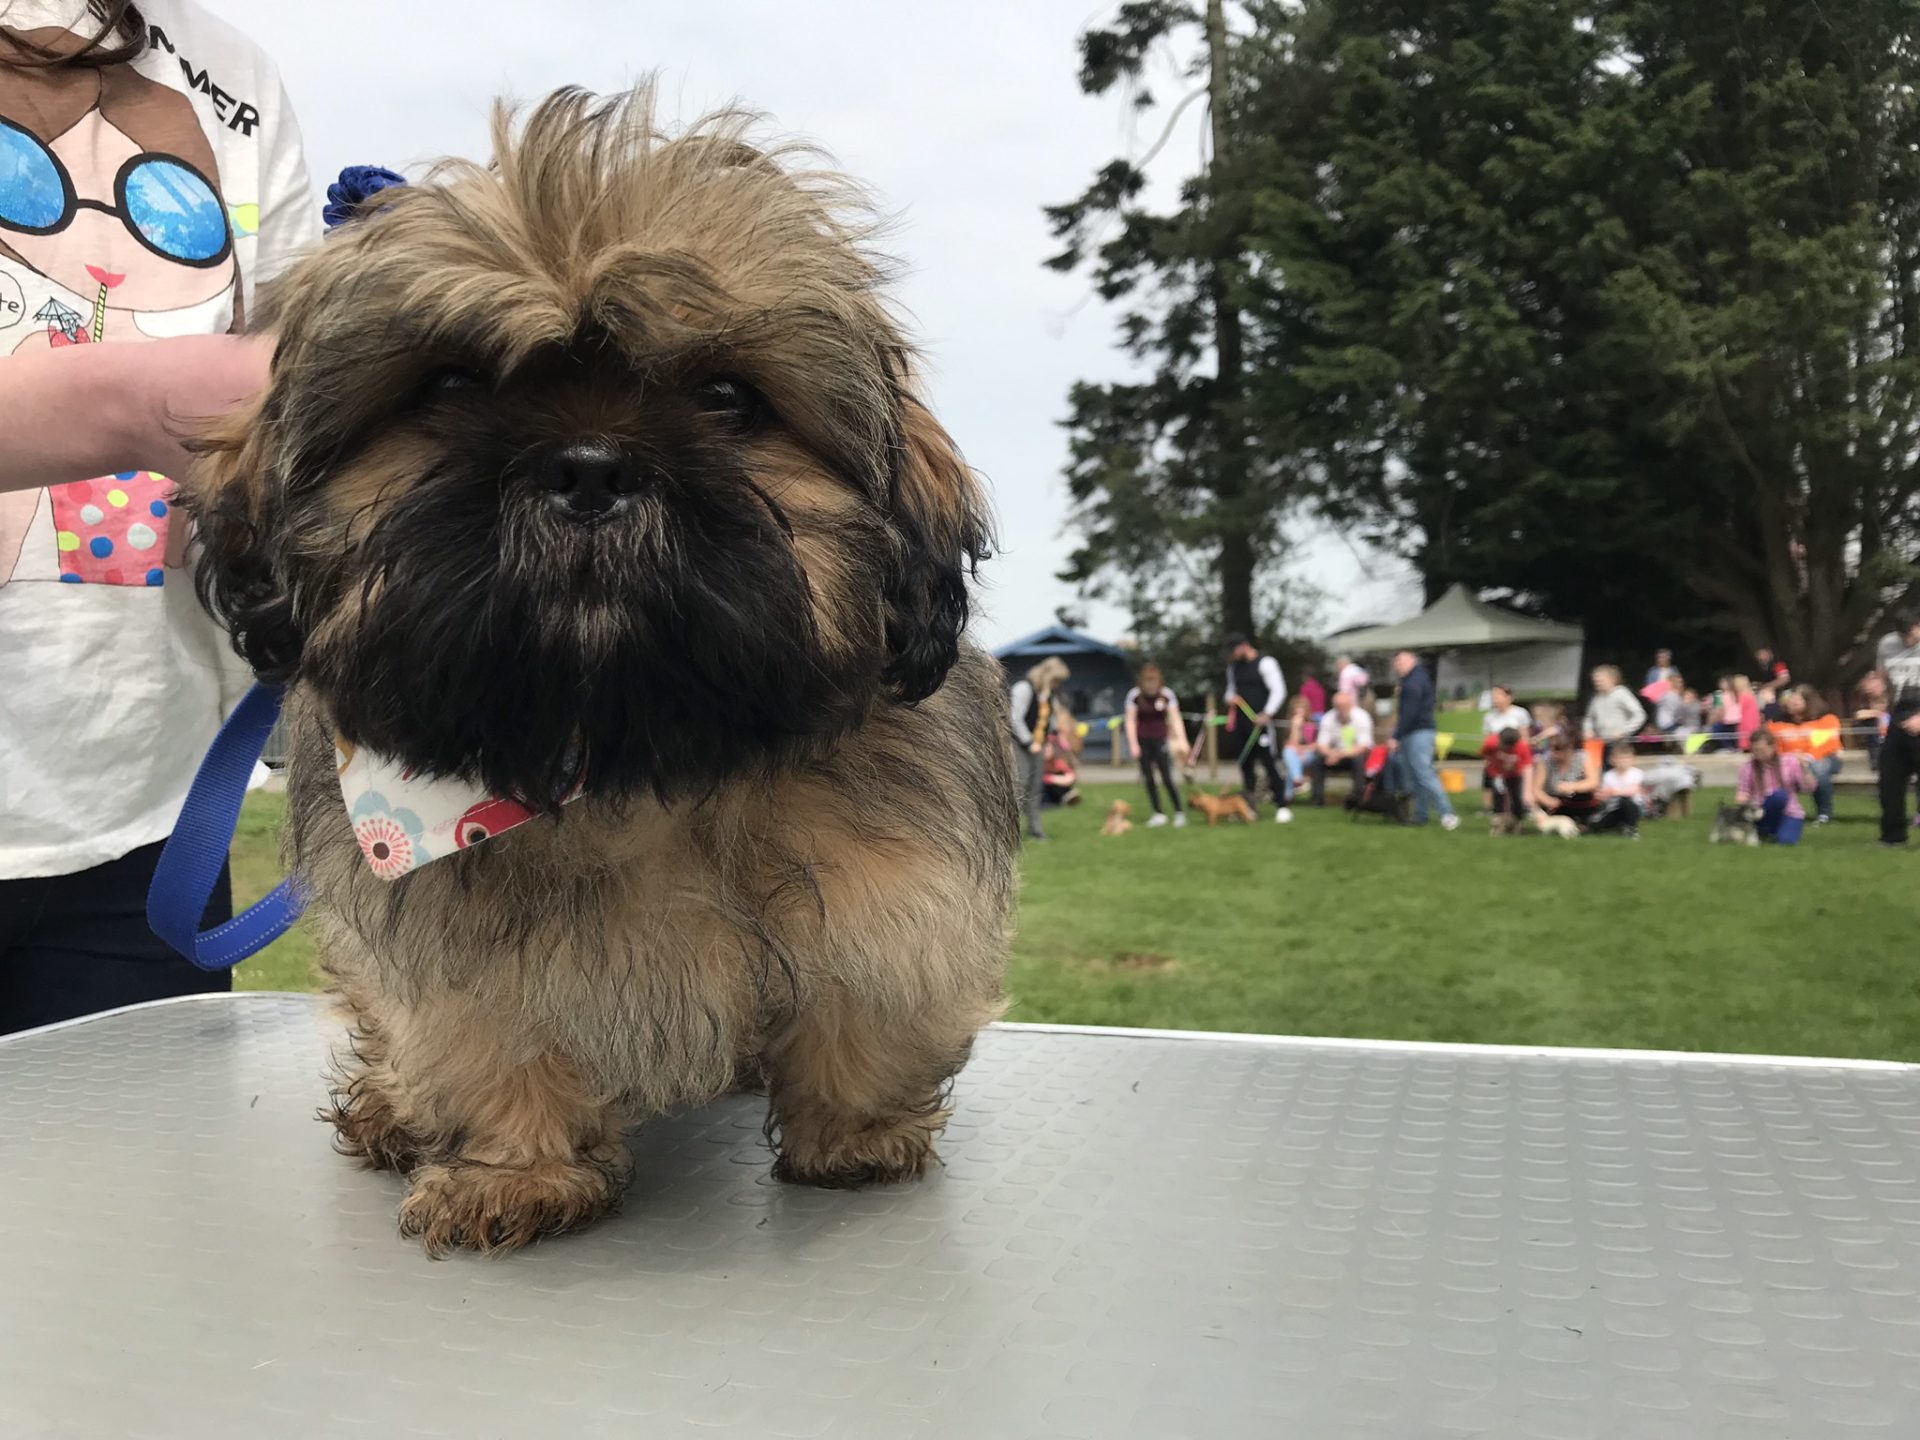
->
[[1045, 1, 1304, 646]]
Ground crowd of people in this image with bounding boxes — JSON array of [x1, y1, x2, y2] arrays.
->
[[1008, 613, 1920, 849]]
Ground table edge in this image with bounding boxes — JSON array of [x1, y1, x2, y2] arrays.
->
[[4, 993, 1911, 1073]]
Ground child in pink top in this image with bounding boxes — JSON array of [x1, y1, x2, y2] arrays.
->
[[1737, 729, 1815, 844]]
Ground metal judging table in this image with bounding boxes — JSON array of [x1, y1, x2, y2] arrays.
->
[[2, 996, 1918, 1440]]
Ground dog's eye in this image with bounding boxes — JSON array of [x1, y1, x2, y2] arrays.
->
[[426, 365, 485, 394], [694, 376, 769, 434]]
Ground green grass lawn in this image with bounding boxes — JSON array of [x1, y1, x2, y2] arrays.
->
[[232, 782, 1920, 1060]]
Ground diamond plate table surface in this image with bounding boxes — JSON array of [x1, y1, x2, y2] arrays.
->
[[3, 996, 1919, 1440]]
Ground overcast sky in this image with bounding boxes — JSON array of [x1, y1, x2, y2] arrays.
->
[[205, 0, 1419, 649]]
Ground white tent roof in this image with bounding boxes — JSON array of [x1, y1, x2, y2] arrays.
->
[[1331, 584, 1583, 652]]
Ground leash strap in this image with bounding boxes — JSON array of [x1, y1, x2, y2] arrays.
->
[[148, 682, 305, 971]]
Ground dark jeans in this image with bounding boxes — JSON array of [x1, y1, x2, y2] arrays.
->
[[1588, 797, 1643, 835], [1232, 727, 1289, 814], [0, 840, 232, 1036], [1541, 791, 1599, 825], [1488, 779, 1527, 819], [1878, 718, 1920, 845], [1308, 752, 1358, 805], [1137, 737, 1183, 815]]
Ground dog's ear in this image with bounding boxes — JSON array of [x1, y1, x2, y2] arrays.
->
[[182, 398, 305, 684], [882, 395, 992, 704]]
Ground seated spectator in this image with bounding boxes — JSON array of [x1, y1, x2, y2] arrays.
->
[[1534, 731, 1600, 824], [1278, 694, 1316, 799], [1300, 670, 1327, 723], [1738, 728, 1815, 845], [1307, 689, 1374, 805], [1481, 726, 1534, 823], [1770, 686, 1843, 825], [1589, 741, 1647, 837], [1654, 674, 1688, 732], [1664, 683, 1705, 737], [1709, 674, 1761, 751], [1482, 683, 1531, 737], [1042, 746, 1081, 807]]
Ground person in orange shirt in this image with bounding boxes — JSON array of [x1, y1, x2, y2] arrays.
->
[[1770, 686, 1844, 825]]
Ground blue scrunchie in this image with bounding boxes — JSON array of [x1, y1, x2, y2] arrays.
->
[[323, 165, 408, 230]]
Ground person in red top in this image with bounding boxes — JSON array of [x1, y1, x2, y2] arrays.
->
[[1481, 726, 1535, 823]]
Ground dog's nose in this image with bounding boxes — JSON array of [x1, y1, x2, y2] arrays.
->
[[535, 440, 643, 520]]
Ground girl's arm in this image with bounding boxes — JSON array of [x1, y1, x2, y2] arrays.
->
[[1168, 692, 1190, 755], [0, 336, 271, 493]]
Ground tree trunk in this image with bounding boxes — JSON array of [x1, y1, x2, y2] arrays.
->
[[1220, 528, 1255, 636], [1205, 0, 1255, 639]]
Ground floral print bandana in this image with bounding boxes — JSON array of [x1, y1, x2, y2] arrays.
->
[[334, 737, 580, 880]]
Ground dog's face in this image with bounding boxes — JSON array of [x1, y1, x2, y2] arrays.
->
[[190, 90, 989, 808], [1108, 801, 1131, 818]]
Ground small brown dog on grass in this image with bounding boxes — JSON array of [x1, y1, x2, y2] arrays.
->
[[1189, 790, 1256, 826], [1100, 800, 1134, 835], [185, 88, 1018, 1254]]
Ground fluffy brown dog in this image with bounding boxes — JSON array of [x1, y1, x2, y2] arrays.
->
[[184, 89, 1018, 1254], [1189, 790, 1255, 826], [1100, 800, 1133, 835]]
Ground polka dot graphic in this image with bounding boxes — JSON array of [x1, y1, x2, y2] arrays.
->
[[49, 473, 174, 584]]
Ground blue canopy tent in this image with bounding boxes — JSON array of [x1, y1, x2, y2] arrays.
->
[[991, 625, 1135, 744]]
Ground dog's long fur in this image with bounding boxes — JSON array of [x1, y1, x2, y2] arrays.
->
[[185, 88, 1018, 1253]]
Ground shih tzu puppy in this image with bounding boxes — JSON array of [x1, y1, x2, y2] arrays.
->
[[185, 87, 1018, 1254]]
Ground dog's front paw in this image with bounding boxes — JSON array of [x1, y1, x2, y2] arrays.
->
[[323, 1076, 423, 1173], [397, 1151, 627, 1257], [772, 1105, 946, 1190]]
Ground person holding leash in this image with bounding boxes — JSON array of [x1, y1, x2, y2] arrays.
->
[[1222, 633, 1293, 823]]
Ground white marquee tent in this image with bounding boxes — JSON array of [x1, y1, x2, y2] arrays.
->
[[1329, 584, 1585, 700]]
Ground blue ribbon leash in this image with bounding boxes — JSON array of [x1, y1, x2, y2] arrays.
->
[[148, 682, 306, 971]]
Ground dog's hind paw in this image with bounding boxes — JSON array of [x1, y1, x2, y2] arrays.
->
[[397, 1151, 627, 1257]]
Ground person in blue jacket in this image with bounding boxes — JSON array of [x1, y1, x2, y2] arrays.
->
[[1387, 649, 1459, 831]]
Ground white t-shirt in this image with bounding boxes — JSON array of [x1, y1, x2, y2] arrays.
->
[[1879, 630, 1920, 712], [1319, 706, 1374, 753], [0, 1, 315, 877], [1482, 703, 1532, 737], [1601, 766, 1646, 797]]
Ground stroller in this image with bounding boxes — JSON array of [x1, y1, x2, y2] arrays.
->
[[1345, 744, 1408, 823]]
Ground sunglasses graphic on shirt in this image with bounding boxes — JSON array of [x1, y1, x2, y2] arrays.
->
[[0, 115, 231, 267]]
